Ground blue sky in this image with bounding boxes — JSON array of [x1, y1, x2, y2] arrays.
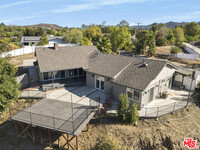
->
[[0, 0, 200, 27]]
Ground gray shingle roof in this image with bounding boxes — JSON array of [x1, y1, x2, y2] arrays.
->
[[113, 58, 168, 91], [87, 53, 134, 78], [36, 46, 97, 72]]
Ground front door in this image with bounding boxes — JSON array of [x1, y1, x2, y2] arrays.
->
[[168, 77, 172, 89], [95, 75, 104, 90]]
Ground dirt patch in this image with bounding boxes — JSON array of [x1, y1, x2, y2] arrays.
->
[[153, 54, 200, 68], [11, 53, 36, 67]]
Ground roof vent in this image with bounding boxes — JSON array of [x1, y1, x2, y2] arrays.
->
[[144, 63, 148, 67], [142, 60, 148, 67]]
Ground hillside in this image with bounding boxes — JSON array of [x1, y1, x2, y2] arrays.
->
[[131, 21, 200, 29], [0, 102, 199, 150], [8, 23, 63, 29]]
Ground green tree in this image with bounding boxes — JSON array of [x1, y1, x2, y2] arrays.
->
[[167, 29, 175, 45], [116, 94, 130, 123], [83, 25, 102, 46], [36, 28, 46, 36], [158, 23, 169, 37], [97, 35, 112, 53], [80, 37, 91, 46], [0, 57, 20, 112], [117, 19, 129, 27], [108, 26, 131, 53], [37, 36, 48, 46], [147, 31, 156, 56], [185, 22, 200, 37], [135, 30, 149, 54], [174, 26, 185, 45], [150, 23, 158, 33], [170, 46, 181, 54], [70, 28, 83, 44]]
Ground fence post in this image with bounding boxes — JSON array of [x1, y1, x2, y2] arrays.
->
[[145, 107, 147, 117], [157, 107, 159, 117], [173, 102, 176, 113]]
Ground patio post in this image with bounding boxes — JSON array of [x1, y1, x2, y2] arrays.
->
[[173, 102, 176, 112], [145, 107, 147, 117], [156, 107, 159, 117]]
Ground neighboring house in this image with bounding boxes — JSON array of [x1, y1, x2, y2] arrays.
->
[[36, 44, 188, 109], [182, 42, 200, 56], [20, 36, 64, 46]]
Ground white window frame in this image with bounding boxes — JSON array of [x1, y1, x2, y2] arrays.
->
[[68, 69, 79, 77], [95, 75, 104, 91], [126, 88, 140, 102]]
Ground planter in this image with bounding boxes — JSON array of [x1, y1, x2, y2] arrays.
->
[[162, 91, 169, 99]]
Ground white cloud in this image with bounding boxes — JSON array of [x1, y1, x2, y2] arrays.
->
[[156, 11, 200, 22], [52, 0, 159, 13], [0, 0, 32, 9], [1, 15, 48, 23], [52, 4, 98, 13]]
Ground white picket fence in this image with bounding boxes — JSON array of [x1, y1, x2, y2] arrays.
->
[[176, 53, 199, 60], [0, 44, 80, 58]]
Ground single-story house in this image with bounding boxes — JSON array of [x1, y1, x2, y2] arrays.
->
[[35, 44, 187, 109], [20, 36, 65, 46]]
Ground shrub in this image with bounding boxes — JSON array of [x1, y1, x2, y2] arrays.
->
[[116, 94, 130, 123], [156, 37, 167, 46], [170, 46, 181, 54], [116, 94, 139, 124], [97, 137, 123, 150], [127, 104, 139, 125]]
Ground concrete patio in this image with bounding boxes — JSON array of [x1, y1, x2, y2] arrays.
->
[[46, 85, 107, 106], [107, 88, 194, 118], [139, 88, 193, 118]]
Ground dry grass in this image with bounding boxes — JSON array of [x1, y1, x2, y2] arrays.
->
[[10, 53, 36, 67], [77, 104, 200, 150], [154, 54, 200, 68], [1, 102, 199, 150]]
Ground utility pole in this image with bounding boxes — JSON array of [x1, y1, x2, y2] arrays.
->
[[135, 22, 142, 30]]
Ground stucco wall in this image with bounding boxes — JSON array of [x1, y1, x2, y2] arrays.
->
[[111, 83, 126, 100], [140, 65, 175, 107], [86, 72, 126, 101], [86, 72, 95, 88]]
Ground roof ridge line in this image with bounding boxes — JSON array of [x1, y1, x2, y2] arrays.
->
[[113, 59, 135, 79]]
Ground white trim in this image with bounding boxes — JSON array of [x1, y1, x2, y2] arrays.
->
[[95, 75, 104, 91], [126, 87, 140, 102]]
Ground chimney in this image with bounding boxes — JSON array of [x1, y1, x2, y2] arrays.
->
[[54, 43, 58, 50]]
